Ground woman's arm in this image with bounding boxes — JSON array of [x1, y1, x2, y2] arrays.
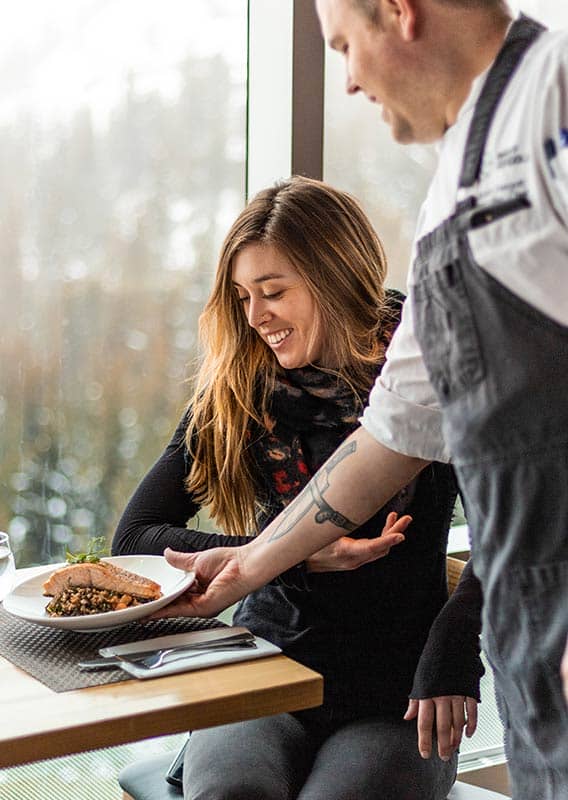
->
[[410, 560, 484, 700], [112, 416, 253, 556], [404, 559, 485, 760]]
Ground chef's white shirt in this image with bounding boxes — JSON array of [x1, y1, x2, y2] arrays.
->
[[361, 24, 568, 463]]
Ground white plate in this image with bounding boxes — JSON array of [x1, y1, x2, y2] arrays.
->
[[2, 556, 195, 632]]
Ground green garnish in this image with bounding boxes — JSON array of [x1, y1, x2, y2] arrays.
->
[[65, 536, 109, 564]]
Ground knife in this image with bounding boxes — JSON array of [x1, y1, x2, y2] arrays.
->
[[78, 631, 256, 670]]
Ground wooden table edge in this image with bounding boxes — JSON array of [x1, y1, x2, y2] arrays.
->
[[1, 654, 323, 768]]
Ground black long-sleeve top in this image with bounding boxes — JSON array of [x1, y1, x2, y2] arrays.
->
[[113, 417, 484, 719]]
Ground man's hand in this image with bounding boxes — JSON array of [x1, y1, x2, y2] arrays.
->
[[404, 696, 478, 760], [306, 512, 411, 573], [151, 546, 253, 619]]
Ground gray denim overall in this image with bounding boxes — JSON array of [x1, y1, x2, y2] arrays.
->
[[412, 16, 568, 799]]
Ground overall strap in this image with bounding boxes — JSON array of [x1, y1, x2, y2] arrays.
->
[[459, 15, 545, 189]]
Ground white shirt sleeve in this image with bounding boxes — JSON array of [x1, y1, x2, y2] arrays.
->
[[360, 295, 451, 463]]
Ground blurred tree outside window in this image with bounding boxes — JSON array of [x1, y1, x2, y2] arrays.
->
[[0, 0, 247, 566]]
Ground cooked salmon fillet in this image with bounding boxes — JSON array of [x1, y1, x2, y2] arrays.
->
[[42, 561, 162, 600]]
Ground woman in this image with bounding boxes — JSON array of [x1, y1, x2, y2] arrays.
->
[[113, 177, 482, 800]]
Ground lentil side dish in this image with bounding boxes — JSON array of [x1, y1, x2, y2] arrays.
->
[[46, 586, 152, 617]]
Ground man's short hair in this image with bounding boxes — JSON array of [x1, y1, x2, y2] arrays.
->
[[350, 0, 378, 23]]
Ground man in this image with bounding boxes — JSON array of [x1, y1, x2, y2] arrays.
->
[[161, 2, 568, 797]]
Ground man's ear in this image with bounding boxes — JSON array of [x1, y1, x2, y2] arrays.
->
[[383, 0, 418, 41]]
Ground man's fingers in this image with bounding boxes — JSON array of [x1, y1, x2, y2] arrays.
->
[[152, 588, 225, 619], [465, 697, 478, 737], [150, 593, 199, 619], [417, 700, 435, 759], [164, 547, 198, 571]]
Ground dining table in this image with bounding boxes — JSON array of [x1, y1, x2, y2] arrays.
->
[[0, 565, 323, 770]]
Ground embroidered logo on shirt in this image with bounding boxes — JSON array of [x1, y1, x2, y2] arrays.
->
[[544, 130, 568, 215]]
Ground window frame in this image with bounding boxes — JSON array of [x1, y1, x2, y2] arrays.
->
[[246, 0, 324, 198]]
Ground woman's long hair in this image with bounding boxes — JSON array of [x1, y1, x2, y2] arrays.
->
[[186, 176, 393, 535]]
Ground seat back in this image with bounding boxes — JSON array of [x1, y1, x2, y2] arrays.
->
[[447, 555, 466, 595]]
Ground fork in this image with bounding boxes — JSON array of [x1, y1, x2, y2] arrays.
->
[[133, 639, 258, 670]]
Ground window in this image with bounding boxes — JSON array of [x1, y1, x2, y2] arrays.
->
[[516, 1, 568, 28], [323, 48, 436, 290], [0, 1, 247, 566]]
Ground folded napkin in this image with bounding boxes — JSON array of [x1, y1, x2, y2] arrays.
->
[[99, 626, 281, 680], [117, 636, 281, 679]]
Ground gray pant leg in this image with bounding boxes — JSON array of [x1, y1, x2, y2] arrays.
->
[[297, 716, 458, 800], [183, 713, 315, 800]]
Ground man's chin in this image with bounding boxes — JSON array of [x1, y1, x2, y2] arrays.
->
[[389, 121, 416, 145], [388, 117, 439, 146]]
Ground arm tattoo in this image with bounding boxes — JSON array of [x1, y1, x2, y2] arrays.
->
[[268, 440, 358, 542]]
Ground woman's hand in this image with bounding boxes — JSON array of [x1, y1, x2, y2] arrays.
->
[[306, 511, 411, 573], [404, 695, 478, 761]]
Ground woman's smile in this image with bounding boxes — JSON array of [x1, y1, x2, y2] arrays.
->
[[265, 328, 293, 347], [232, 243, 323, 369]]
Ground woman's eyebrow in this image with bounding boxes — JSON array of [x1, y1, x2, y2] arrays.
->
[[232, 272, 286, 287]]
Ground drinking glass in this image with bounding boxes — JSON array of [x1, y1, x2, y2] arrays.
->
[[0, 532, 16, 602]]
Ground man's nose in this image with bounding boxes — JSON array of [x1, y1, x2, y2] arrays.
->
[[346, 73, 360, 95]]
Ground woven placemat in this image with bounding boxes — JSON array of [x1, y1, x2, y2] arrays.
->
[[0, 606, 226, 692]]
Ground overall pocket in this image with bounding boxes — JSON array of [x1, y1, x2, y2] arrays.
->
[[413, 250, 485, 402], [413, 194, 532, 404]]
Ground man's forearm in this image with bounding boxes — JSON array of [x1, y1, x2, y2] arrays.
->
[[246, 426, 429, 585]]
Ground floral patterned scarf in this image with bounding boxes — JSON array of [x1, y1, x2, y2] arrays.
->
[[251, 366, 372, 523]]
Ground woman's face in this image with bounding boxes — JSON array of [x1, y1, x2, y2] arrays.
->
[[232, 243, 325, 369]]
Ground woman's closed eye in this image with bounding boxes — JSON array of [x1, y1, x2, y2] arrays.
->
[[237, 290, 285, 303]]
